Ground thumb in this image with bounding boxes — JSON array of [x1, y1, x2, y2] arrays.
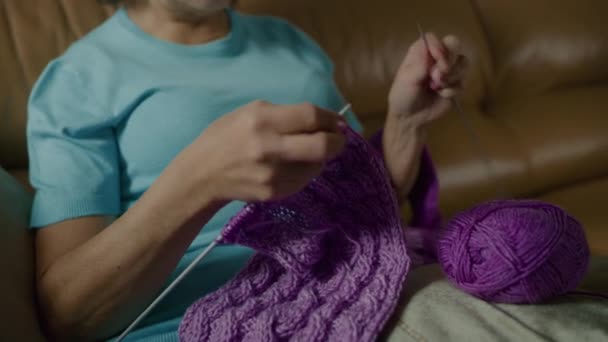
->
[[397, 40, 433, 87], [426, 98, 452, 122]]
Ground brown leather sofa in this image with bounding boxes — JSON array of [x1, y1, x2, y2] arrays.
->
[[1, 0, 606, 340]]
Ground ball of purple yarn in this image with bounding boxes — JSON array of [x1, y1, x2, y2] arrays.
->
[[438, 200, 590, 304]]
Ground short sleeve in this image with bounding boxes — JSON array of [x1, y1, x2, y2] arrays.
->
[[285, 22, 364, 133], [27, 60, 121, 228]]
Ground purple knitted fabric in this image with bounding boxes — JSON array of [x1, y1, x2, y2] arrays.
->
[[179, 127, 440, 341], [369, 131, 442, 265]]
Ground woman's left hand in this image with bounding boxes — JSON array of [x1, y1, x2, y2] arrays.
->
[[387, 33, 468, 125], [382, 32, 468, 200]]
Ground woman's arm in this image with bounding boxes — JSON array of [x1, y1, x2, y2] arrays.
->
[[384, 33, 467, 200], [381, 115, 426, 202], [35, 165, 222, 341], [34, 101, 345, 341]]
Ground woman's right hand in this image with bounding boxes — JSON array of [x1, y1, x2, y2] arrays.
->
[[173, 100, 346, 204], [32, 100, 346, 340]]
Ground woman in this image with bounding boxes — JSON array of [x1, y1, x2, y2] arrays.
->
[[27, 0, 467, 340]]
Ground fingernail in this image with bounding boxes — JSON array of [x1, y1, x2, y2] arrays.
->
[[430, 81, 442, 91]]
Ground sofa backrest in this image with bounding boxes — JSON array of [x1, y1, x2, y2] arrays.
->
[[1, 0, 607, 215]]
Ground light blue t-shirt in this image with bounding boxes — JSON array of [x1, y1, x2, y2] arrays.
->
[[27, 7, 362, 341]]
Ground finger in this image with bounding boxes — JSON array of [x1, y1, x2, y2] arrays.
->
[[438, 86, 461, 99], [250, 162, 324, 201], [444, 55, 468, 85], [425, 33, 450, 73], [427, 98, 453, 121], [253, 162, 322, 187], [395, 39, 431, 86], [430, 67, 444, 90], [278, 132, 345, 162], [266, 103, 341, 134], [273, 162, 324, 188], [442, 35, 461, 68], [431, 55, 468, 88], [407, 34, 432, 63], [278, 162, 323, 179], [408, 97, 452, 127]]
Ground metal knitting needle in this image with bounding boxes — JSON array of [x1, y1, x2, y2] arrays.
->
[[339, 103, 352, 116], [115, 102, 352, 342], [416, 24, 506, 198], [115, 239, 219, 342]]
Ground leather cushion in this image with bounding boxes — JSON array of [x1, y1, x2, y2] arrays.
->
[[0, 167, 44, 341]]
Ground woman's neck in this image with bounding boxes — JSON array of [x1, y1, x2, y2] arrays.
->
[[126, 3, 230, 45]]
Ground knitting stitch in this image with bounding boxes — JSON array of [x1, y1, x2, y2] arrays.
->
[[179, 127, 441, 342]]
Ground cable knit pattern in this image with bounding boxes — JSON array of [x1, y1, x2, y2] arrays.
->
[[179, 127, 438, 342]]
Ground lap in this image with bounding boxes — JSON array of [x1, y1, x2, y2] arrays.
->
[[381, 257, 608, 342]]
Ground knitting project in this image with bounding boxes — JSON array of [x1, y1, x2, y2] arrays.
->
[[179, 127, 441, 341]]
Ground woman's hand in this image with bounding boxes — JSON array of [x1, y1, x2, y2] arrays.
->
[[382, 33, 468, 199], [388, 33, 467, 125], [34, 101, 343, 341], [175, 100, 345, 204]]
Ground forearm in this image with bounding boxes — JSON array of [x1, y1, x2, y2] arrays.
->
[[382, 114, 427, 201], [38, 168, 223, 341]]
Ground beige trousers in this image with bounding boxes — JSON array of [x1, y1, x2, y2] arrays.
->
[[381, 259, 608, 342]]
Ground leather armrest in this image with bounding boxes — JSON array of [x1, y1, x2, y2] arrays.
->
[[0, 168, 45, 341]]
